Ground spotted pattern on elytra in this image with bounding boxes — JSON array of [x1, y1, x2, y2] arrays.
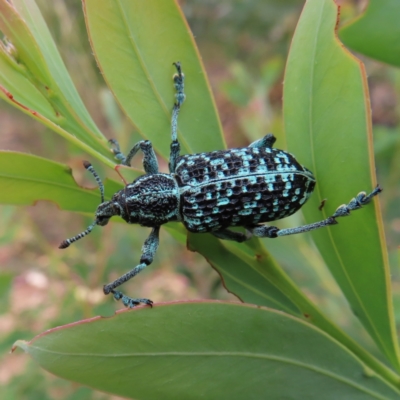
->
[[174, 146, 316, 232]]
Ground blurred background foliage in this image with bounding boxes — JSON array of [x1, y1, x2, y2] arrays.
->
[[0, 0, 399, 398]]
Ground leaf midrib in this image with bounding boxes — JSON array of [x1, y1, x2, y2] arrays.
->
[[28, 346, 394, 399]]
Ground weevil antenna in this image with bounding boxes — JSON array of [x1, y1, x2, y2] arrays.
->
[[83, 161, 105, 203], [59, 220, 97, 249], [59, 161, 104, 249]]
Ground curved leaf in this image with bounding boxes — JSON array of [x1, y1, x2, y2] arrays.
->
[[188, 233, 301, 315], [15, 302, 400, 400], [188, 233, 399, 387], [0, 49, 54, 117], [283, 0, 399, 369], [83, 0, 225, 159], [0, 151, 124, 212], [0, 0, 111, 160], [339, 0, 400, 68], [10, 0, 102, 136]]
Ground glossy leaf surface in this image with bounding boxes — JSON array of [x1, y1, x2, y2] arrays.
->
[[283, 0, 399, 369], [0, 151, 123, 212], [188, 232, 399, 386], [16, 302, 400, 400], [83, 0, 225, 159], [188, 233, 301, 315], [340, 0, 400, 67], [0, 0, 111, 160]]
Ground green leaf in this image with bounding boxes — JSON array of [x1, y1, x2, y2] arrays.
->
[[339, 0, 400, 68], [0, 0, 111, 161], [283, 0, 399, 370], [0, 49, 54, 117], [0, 0, 52, 88], [11, 0, 102, 134], [0, 151, 124, 212], [188, 233, 302, 315], [83, 0, 225, 159], [0, 55, 113, 167], [188, 233, 399, 387], [15, 303, 400, 400]]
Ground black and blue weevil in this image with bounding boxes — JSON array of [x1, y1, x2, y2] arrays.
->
[[59, 62, 382, 308]]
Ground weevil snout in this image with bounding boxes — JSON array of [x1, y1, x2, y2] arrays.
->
[[95, 201, 122, 226]]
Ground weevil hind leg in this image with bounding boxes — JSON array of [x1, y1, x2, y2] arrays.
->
[[103, 227, 160, 308], [249, 133, 276, 149], [331, 185, 382, 217], [249, 185, 382, 239]]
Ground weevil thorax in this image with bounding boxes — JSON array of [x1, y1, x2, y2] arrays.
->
[[116, 173, 180, 227]]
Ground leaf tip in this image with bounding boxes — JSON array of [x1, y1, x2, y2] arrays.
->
[[11, 340, 29, 353]]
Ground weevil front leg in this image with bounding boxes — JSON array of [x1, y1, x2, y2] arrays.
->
[[109, 139, 159, 174], [103, 226, 160, 308], [248, 185, 382, 239], [169, 61, 186, 173]]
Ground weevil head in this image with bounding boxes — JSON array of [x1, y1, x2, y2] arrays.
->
[[95, 198, 123, 226], [59, 161, 125, 249], [59, 196, 124, 249]]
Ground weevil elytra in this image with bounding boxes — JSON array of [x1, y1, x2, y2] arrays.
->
[[60, 62, 382, 308]]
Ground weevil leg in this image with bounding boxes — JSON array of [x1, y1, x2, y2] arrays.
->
[[103, 226, 160, 308], [249, 133, 276, 149], [169, 61, 186, 173], [249, 185, 382, 238], [109, 138, 159, 174], [109, 138, 126, 162], [212, 228, 252, 243]]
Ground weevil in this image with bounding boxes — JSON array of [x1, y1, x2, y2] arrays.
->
[[59, 62, 382, 308]]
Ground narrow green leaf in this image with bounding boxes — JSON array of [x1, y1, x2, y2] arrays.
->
[[0, 0, 49, 86], [0, 0, 111, 160], [83, 0, 225, 159], [11, 0, 103, 135], [188, 233, 301, 315], [0, 49, 115, 168], [0, 48, 54, 117], [339, 0, 400, 68], [0, 151, 124, 212], [283, 0, 399, 370], [15, 303, 400, 400]]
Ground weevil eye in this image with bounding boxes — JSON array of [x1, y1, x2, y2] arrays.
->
[[96, 215, 110, 226], [112, 204, 121, 216]]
